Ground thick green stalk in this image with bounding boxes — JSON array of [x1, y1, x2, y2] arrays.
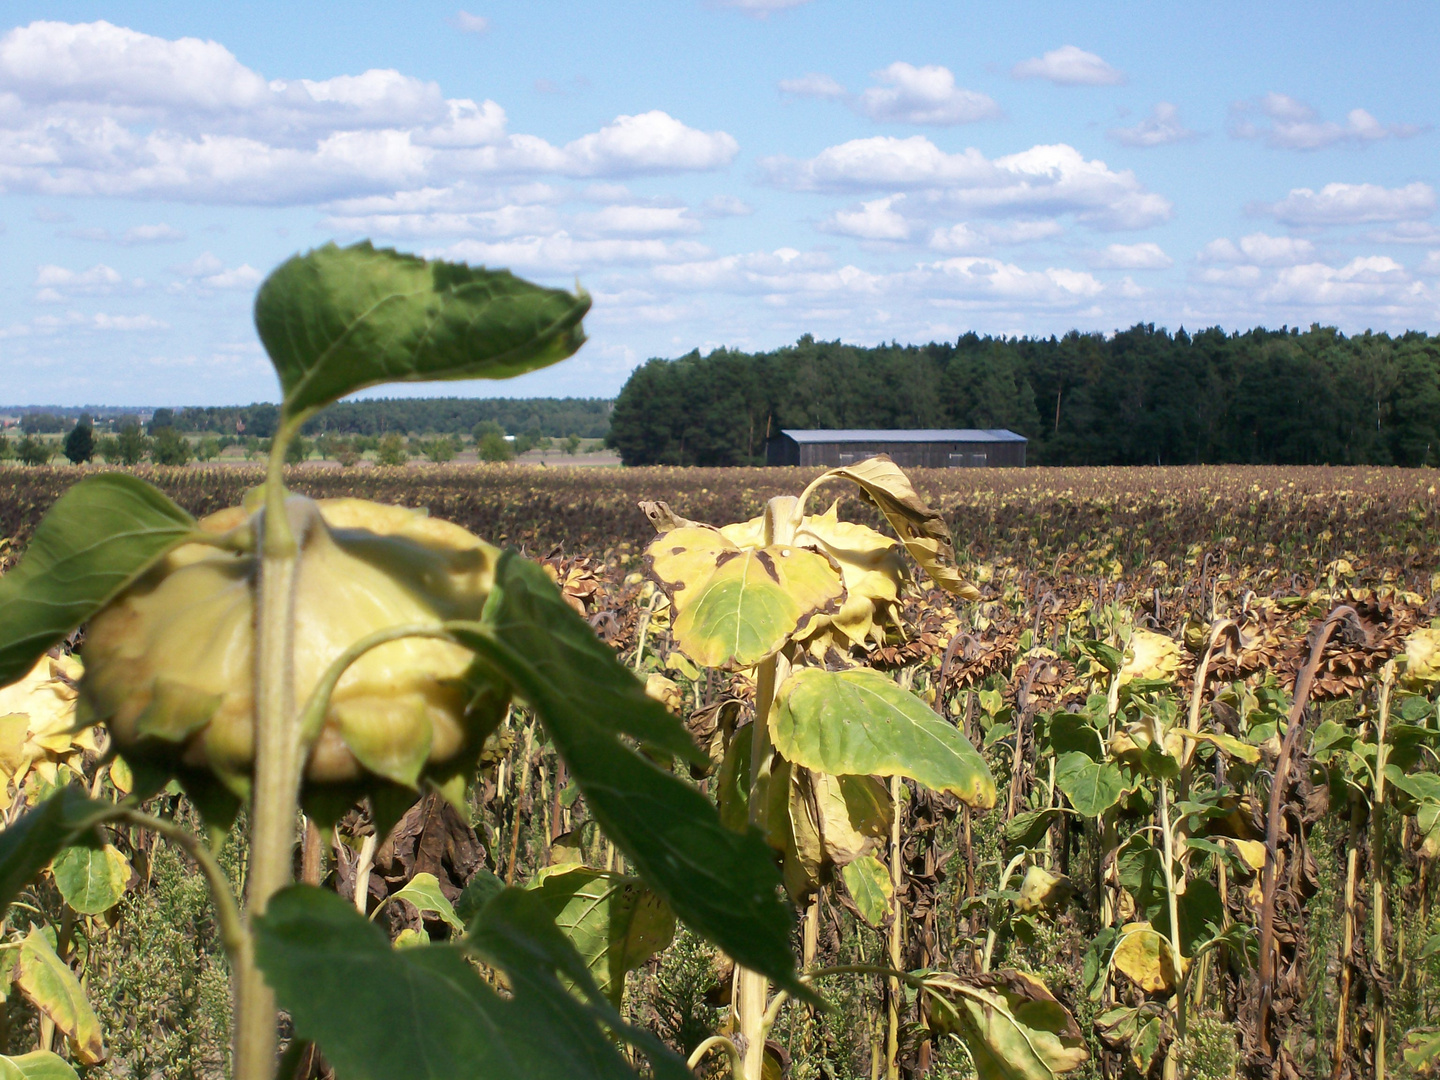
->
[[235, 435, 307, 1080], [735, 650, 780, 1080], [1333, 790, 1364, 1080], [1158, 777, 1185, 1080], [733, 495, 799, 1080], [886, 773, 902, 1080], [1372, 667, 1394, 1080]]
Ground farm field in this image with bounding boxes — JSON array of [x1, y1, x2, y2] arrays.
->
[[2, 460, 1439, 1078]]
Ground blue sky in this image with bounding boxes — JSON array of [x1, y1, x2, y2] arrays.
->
[[1, 1, 1436, 406]]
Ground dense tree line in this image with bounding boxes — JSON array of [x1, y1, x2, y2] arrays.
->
[[6, 400, 611, 439], [607, 324, 1440, 467], [163, 398, 612, 439]]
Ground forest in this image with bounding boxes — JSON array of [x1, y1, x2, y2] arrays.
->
[[9, 399, 613, 441], [607, 324, 1440, 468]]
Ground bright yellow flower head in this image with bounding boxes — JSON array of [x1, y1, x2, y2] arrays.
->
[[1403, 627, 1440, 685], [0, 653, 96, 809], [1120, 630, 1182, 685]]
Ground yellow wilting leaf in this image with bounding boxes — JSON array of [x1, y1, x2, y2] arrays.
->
[[15, 929, 105, 1064], [763, 758, 823, 901], [810, 770, 892, 867], [794, 502, 907, 654], [809, 455, 978, 599], [668, 546, 844, 669], [786, 766, 825, 901], [1112, 922, 1183, 995], [924, 969, 1089, 1077], [1226, 838, 1268, 872], [108, 756, 134, 796], [840, 853, 893, 927], [647, 526, 739, 603], [1173, 728, 1262, 765], [1015, 865, 1076, 913]]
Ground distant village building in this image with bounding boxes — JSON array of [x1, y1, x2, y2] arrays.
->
[[766, 428, 1027, 468]]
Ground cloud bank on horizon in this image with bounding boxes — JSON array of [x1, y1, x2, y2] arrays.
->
[[0, 2, 1434, 405]]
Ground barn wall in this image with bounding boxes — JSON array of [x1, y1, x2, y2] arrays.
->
[[769, 435, 1027, 467], [766, 437, 801, 466], [795, 441, 1024, 468]]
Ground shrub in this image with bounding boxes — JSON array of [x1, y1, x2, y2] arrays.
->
[[423, 436, 457, 464], [151, 427, 193, 466], [478, 430, 513, 463], [116, 422, 150, 465], [16, 434, 52, 466], [375, 432, 409, 467]]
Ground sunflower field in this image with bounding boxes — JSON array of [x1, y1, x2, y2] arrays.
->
[[0, 456, 1437, 1080]]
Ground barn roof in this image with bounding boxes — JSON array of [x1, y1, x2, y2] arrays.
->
[[777, 428, 1027, 444]]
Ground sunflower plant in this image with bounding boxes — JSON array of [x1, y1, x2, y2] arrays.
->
[[641, 462, 1091, 1080], [0, 242, 803, 1080]]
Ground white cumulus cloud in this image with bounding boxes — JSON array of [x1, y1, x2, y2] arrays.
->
[[652, 246, 1104, 309], [927, 219, 1064, 253], [821, 195, 912, 240], [764, 138, 1171, 230], [572, 204, 701, 238], [1109, 103, 1198, 147], [1260, 182, 1436, 226], [32, 262, 145, 301], [437, 234, 711, 274], [778, 73, 845, 99], [855, 63, 999, 126], [0, 21, 738, 205], [1260, 256, 1417, 306], [169, 251, 262, 290], [558, 111, 738, 176], [1086, 242, 1172, 270], [1198, 232, 1316, 266], [1012, 46, 1124, 86], [1230, 93, 1423, 150]]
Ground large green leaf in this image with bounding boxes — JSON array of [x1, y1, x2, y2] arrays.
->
[[1053, 751, 1130, 818], [0, 1051, 80, 1080], [770, 667, 995, 809], [0, 474, 195, 687], [1116, 834, 1165, 922], [51, 843, 131, 916], [254, 242, 590, 417], [463, 887, 688, 1080], [1005, 808, 1062, 851], [524, 865, 676, 1007], [454, 552, 800, 994], [254, 885, 685, 1080], [14, 930, 104, 1065], [925, 970, 1089, 1079], [0, 789, 121, 921]]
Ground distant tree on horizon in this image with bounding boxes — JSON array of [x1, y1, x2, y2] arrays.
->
[[63, 415, 94, 464]]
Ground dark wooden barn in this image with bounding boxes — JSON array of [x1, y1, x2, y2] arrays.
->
[[766, 428, 1027, 468]]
